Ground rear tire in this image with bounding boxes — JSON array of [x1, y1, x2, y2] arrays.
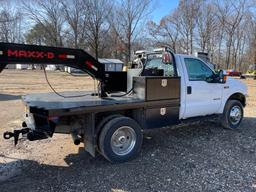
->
[[99, 116, 143, 163], [221, 100, 243, 129], [96, 114, 123, 151]]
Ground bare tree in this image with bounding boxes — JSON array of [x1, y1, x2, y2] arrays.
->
[[213, 18, 225, 68], [177, 0, 201, 54], [1, 0, 254, 71], [248, 12, 256, 65], [0, 3, 23, 43], [231, 22, 246, 70], [113, 0, 153, 63], [61, 0, 85, 49], [147, 9, 181, 53], [81, 0, 113, 59], [25, 23, 45, 45], [196, 2, 217, 53], [215, 0, 247, 69], [22, 0, 64, 46], [148, 0, 202, 55]]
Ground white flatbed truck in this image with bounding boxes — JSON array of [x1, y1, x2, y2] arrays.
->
[[1, 43, 248, 163]]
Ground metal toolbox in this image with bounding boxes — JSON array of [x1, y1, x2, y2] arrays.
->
[[133, 76, 180, 101], [145, 106, 179, 129]]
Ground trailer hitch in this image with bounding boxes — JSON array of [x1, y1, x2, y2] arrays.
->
[[3, 128, 30, 145]]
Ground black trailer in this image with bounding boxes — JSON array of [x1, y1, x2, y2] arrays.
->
[[1, 43, 180, 162]]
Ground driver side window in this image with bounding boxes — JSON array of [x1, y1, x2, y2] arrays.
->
[[184, 58, 214, 81]]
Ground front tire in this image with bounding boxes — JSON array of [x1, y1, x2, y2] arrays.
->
[[99, 116, 143, 163], [221, 100, 244, 129]]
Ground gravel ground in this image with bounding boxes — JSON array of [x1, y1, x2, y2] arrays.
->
[[0, 70, 256, 192]]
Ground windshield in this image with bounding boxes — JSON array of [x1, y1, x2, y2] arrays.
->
[[144, 53, 175, 76]]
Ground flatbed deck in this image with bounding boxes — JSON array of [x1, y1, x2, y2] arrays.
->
[[23, 91, 179, 116]]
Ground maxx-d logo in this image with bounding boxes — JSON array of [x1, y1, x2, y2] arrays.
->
[[7, 49, 55, 59]]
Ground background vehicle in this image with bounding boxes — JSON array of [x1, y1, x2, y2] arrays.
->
[[226, 69, 242, 76], [241, 64, 256, 80], [1, 43, 247, 163]]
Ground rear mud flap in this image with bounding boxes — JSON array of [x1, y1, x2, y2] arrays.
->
[[84, 114, 95, 157]]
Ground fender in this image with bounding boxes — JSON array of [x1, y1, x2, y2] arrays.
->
[[218, 78, 248, 113]]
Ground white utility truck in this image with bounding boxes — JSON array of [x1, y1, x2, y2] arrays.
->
[[1, 43, 248, 163]]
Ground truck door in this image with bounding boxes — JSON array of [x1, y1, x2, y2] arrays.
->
[[182, 57, 223, 118]]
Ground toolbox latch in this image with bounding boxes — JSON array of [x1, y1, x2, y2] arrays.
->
[[161, 79, 167, 87]]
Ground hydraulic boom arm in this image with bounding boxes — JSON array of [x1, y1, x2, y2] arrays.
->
[[0, 43, 107, 96]]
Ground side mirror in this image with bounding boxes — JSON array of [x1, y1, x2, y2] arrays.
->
[[162, 51, 172, 64], [218, 70, 227, 83]]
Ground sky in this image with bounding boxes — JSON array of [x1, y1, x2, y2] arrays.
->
[[151, 0, 180, 23], [6, 0, 180, 24]]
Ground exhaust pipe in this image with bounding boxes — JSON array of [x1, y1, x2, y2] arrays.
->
[[71, 131, 81, 145]]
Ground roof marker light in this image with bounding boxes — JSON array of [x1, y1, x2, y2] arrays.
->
[[85, 61, 98, 71], [58, 54, 75, 59], [67, 55, 75, 59]]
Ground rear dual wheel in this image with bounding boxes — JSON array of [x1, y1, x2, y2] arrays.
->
[[98, 116, 143, 163]]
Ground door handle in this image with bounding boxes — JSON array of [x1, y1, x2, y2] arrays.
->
[[187, 86, 192, 94]]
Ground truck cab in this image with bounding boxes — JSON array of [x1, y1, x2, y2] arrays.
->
[[177, 54, 247, 120], [143, 48, 247, 126]]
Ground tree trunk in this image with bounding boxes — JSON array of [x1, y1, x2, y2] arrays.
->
[[190, 33, 193, 54], [226, 36, 233, 69]]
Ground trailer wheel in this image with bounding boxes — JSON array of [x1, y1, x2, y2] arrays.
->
[[99, 116, 142, 163], [221, 100, 243, 129]]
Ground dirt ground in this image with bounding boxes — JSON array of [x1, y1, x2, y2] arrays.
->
[[0, 70, 255, 192]]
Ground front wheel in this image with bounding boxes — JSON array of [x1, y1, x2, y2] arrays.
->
[[221, 100, 244, 129], [98, 116, 143, 163]]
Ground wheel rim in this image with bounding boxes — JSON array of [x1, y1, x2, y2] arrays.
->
[[229, 105, 242, 125], [111, 126, 136, 156]]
